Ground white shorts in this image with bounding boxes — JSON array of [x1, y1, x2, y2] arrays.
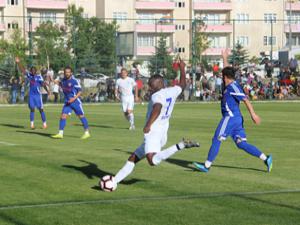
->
[[134, 127, 168, 159], [121, 96, 134, 112]]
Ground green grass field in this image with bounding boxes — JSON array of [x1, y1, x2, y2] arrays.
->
[[0, 102, 299, 225]]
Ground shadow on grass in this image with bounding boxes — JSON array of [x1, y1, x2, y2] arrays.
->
[[63, 160, 145, 190], [16, 130, 52, 138], [73, 123, 128, 130], [0, 123, 25, 129], [0, 212, 29, 225], [213, 164, 266, 173]]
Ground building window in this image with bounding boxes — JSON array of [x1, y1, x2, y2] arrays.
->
[[263, 36, 276, 45], [138, 36, 155, 47], [8, 22, 18, 29], [175, 47, 185, 53], [236, 13, 249, 24], [176, 1, 185, 8], [137, 13, 155, 25], [264, 13, 277, 23], [113, 12, 127, 24], [237, 36, 249, 46], [175, 24, 186, 30], [7, 0, 18, 5], [40, 12, 57, 23], [287, 12, 300, 24]]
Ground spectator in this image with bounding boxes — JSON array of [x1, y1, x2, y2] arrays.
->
[[10, 76, 20, 104], [53, 76, 60, 103], [289, 58, 298, 75]]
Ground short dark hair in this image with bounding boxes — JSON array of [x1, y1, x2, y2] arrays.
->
[[149, 74, 163, 83], [64, 66, 73, 72], [121, 68, 127, 73], [222, 67, 235, 80], [30, 66, 37, 71]]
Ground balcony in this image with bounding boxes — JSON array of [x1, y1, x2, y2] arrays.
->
[[284, 24, 300, 33], [285, 2, 300, 11], [0, 22, 5, 32], [137, 46, 156, 56], [203, 47, 227, 56], [26, 0, 68, 10], [135, 23, 175, 33], [135, 1, 175, 10], [193, 0, 232, 11], [203, 24, 233, 33], [0, 0, 5, 8]]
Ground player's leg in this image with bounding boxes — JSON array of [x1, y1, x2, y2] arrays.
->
[[28, 96, 35, 129], [36, 95, 47, 129], [72, 102, 90, 139], [122, 100, 130, 122], [127, 96, 135, 130], [194, 116, 232, 172], [145, 131, 199, 166], [232, 121, 273, 172], [52, 105, 71, 139], [114, 143, 145, 184]]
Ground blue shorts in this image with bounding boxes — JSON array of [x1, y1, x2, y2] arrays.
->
[[213, 116, 247, 142], [62, 101, 84, 116], [28, 94, 43, 109]]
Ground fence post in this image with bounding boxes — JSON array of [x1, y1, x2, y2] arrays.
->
[[28, 15, 33, 66], [72, 16, 77, 74], [269, 19, 274, 100]]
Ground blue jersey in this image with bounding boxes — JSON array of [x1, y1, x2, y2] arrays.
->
[[26, 72, 44, 95], [221, 81, 247, 117], [60, 76, 82, 103]]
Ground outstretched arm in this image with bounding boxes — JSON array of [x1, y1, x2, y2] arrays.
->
[[177, 60, 186, 90], [143, 103, 162, 134], [222, 49, 230, 68], [243, 98, 261, 125], [15, 57, 26, 76]]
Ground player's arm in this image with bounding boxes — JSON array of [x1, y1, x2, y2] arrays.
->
[[68, 91, 81, 104], [143, 103, 162, 134], [134, 85, 139, 102], [222, 49, 230, 68], [15, 57, 26, 76], [177, 60, 186, 90], [115, 83, 120, 101], [243, 98, 261, 125]]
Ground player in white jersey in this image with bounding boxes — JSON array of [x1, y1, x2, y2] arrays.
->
[[108, 61, 200, 189], [115, 68, 138, 130]]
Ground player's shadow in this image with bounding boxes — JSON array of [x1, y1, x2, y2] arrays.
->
[[73, 123, 128, 130], [0, 123, 25, 129], [62, 160, 144, 190], [0, 211, 30, 225], [16, 130, 52, 138], [212, 164, 266, 173]]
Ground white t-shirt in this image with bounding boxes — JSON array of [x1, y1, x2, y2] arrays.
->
[[146, 86, 182, 130], [116, 77, 136, 99]]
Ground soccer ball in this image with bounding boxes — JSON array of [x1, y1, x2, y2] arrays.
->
[[100, 175, 117, 192]]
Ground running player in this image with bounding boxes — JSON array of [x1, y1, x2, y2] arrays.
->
[[115, 68, 138, 130], [109, 61, 200, 188], [52, 66, 90, 139], [15, 57, 48, 129], [193, 50, 272, 173]]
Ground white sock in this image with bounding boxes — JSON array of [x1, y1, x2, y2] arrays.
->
[[59, 130, 64, 135], [30, 121, 34, 127], [85, 130, 90, 135], [43, 122, 47, 126], [115, 161, 135, 183], [205, 160, 212, 168], [129, 113, 134, 126], [152, 144, 180, 166], [260, 153, 267, 161]]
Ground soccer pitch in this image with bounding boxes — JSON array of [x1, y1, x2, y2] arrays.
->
[[0, 102, 299, 225]]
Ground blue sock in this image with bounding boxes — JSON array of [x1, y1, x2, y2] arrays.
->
[[80, 117, 89, 130], [236, 141, 262, 158], [30, 111, 34, 122], [59, 119, 66, 131], [40, 111, 46, 123], [207, 137, 222, 162]]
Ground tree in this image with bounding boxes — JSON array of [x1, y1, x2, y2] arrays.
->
[[229, 42, 249, 66], [193, 19, 210, 64], [34, 21, 72, 71], [0, 29, 27, 78], [149, 34, 175, 79]]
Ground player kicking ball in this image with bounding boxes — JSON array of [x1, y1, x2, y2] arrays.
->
[[52, 66, 90, 139], [115, 68, 138, 130], [193, 50, 272, 173], [15, 57, 48, 129], [104, 60, 200, 191]]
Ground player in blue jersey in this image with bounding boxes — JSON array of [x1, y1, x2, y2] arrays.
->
[[193, 50, 273, 173], [52, 66, 90, 139], [15, 57, 48, 129]]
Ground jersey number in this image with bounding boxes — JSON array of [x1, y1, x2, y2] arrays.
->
[[165, 98, 172, 116]]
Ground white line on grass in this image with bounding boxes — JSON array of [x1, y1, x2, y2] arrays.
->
[[0, 189, 299, 211], [0, 141, 17, 146]]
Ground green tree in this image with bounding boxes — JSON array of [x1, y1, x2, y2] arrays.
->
[[0, 29, 27, 78], [34, 21, 72, 71], [149, 34, 174, 79], [193, 19, 210, 64], [229, 42, 249, 66]]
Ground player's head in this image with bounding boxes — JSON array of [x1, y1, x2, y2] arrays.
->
[[148, 74, 164, 94], [222, 66, 235, 82], [64, 66, 73, 79], [120, 68, 128, 79], [30, 66, 37, 75]]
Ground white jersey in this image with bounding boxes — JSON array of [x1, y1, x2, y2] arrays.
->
[[146, 86, 182, 130], [116, 77, 136, 99]]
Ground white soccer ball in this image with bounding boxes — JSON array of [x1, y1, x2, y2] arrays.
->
[[100, 175, 117, 192]]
